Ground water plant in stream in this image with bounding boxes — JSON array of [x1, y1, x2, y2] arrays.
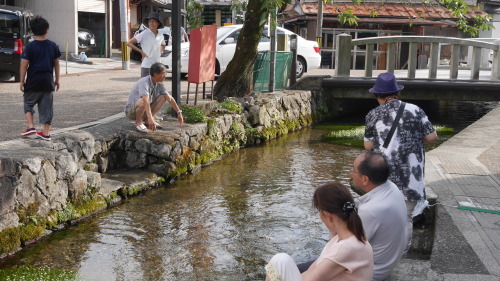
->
[[0, 267, 79, 281], [318, 124, 455, 150]]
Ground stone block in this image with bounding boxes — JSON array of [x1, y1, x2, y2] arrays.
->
[[16, 169, 52, 217], [55, 155, 78, 180], [69, 169, 88, 200], [151, 143, 171, 159], [126, 151, 147, 168], [179, 133, 190, 147], [85, 171, 102, 192], [99, 178, 125, 198], [125, 140, 134, 151], [83, 163, 98, 172], [135, 138, 152, 154], [0, 177, 16, 213], [81, 139, 96, 162], [97, 154, 108, 173], [39, 163, 67, 211], [49, 180, 69, 211], [0, 212, 19, 232], [94, 139, 102, 154], [169, 142, 182, 160], [23, 157, 42, 174], [189, 138, 201, 151], [38, 161, 57, 195], [0, 158, 19, 177], [185, 123, 208, 137]]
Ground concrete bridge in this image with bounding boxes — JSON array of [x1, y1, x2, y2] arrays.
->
[[319, 35, 500, 101]]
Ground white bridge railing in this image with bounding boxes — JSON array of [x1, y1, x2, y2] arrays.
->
[[334, 34, 500, 81]]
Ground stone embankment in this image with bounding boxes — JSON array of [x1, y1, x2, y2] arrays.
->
[[0, 90, 322, 257]]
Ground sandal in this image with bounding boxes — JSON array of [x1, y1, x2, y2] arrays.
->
[[135, 124, 148, 133], [145, 121, 163, 129]]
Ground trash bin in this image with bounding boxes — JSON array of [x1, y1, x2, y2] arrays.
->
[[253, 51, 293, 92]]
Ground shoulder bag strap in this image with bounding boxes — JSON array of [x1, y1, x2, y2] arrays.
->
[[382, 102, 406, 149]]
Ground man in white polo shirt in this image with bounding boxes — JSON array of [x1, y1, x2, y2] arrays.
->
[[127, 12, 166, 78], [352, 151, 407, 281]]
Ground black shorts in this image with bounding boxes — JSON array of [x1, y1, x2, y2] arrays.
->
[[23, 91, 54, 125]]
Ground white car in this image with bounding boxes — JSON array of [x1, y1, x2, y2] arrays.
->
[[160, 24, 321, 78]]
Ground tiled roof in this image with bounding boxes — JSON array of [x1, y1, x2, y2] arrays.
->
[[298, 2, 486, 20]]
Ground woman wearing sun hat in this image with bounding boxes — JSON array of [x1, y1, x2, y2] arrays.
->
[[127, 12, 166, 77]]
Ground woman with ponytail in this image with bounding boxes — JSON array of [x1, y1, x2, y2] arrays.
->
[[265, 182, 373, 281]]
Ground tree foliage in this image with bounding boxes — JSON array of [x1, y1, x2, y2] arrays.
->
[[328, 0, 492, 35], [213, 0, 291, 100], [187, 1, 204, 31]]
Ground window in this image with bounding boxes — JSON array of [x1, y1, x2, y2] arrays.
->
[[0, 13, 20, 35]]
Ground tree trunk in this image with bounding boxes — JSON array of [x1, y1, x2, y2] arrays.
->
[[214, 0, 268, 100]]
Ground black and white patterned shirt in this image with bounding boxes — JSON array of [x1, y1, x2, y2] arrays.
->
[[364, 100, 435, 202]]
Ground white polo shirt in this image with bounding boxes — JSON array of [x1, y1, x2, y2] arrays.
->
[[135, 28, 166, 68], [357, 180, 407, 281]]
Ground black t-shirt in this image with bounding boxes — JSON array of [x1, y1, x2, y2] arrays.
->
[[21, 40, 61, 92]]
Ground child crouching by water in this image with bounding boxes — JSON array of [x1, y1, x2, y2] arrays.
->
[[265, 182, 373, 281]]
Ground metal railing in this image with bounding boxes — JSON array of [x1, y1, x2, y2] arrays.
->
[[334, 34, 500, 81]]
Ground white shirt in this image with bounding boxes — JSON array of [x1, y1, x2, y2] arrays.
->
[[357, 181, 407, 281], [135, 28, 166, 68]]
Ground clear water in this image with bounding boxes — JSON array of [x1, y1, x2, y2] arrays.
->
[[0, 129, 360, 281], [0, 100, 496, 281]]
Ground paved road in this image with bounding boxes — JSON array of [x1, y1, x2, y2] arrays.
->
[[0, 57, 202, 142]]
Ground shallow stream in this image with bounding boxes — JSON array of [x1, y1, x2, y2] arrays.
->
[[0, 101, 497, 281]]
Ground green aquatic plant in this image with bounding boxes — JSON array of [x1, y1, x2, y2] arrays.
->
[[319, 124, 455, 149], [321, 125, 365, 148], [0, 267, 78, 281]]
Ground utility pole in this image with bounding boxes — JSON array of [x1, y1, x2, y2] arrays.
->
[[172, 0, 181, 107], [119, 0, 130, 70], [269, 8, 277, 92], [316, 0, 323, 47]]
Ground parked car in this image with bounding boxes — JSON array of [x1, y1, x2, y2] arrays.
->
[[0, 5, 34, 82], [160, 24, 321, 78], [78, 28, 96, 56]]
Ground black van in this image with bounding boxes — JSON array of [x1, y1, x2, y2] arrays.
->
[[0, 5, 34, 82]]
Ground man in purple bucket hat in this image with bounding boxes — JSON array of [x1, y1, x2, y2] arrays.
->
[[364, 72, 437, 256]]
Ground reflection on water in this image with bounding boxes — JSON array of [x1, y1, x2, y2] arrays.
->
[[0, 101, 496, 280], [0, 129, 361, 281]]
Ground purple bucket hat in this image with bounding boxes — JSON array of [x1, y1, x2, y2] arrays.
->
[[369, 73, 404, 94]]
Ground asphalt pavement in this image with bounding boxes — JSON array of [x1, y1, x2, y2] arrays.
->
[[0, 55, 200, 142]]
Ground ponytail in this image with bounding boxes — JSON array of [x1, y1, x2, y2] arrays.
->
[[313, 182, 367, 243], [346, 206, 366, 243]]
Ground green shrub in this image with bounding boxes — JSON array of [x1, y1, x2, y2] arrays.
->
[[220, 99, 243, 114], [168, 105, 207, 123]]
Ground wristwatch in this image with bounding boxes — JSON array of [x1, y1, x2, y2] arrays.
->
[[177, 110, 182, 114]]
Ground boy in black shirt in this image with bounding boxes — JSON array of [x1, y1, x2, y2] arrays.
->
[[19, 16, 61, 141]]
